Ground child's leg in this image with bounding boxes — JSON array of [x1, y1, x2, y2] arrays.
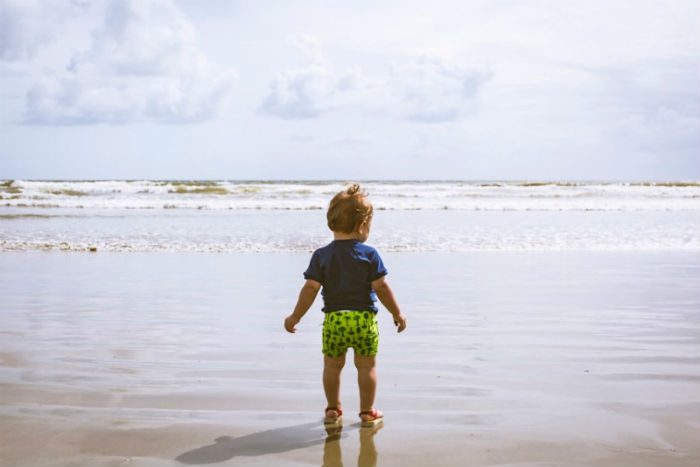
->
[[354, 354, 377, 412], [323, 355, 346, 410]]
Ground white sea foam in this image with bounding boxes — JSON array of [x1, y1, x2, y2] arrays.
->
[[1, 180, 699, 211], [2, 180, 699, 253]]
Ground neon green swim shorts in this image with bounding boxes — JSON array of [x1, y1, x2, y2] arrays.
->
[[322, 311, 379, 357]]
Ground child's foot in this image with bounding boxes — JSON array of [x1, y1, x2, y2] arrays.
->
[[324, 407, 343, 425], [359, 408, 384, 427]]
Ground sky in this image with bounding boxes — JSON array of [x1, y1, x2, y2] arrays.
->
[[0, 0, 698, 181]]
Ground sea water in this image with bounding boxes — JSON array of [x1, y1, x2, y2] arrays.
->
[[1, 180, 699, 465], [1, 180, 699, 252]]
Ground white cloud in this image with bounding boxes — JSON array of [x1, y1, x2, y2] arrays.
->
[[260, 36, 491, 123], [258, 35, 351, 119], [387, 55, 491, 123], [288, 34, 325, 64], [259, 62, 337, 119], [0, 0, 59, 61], [21, 0, 235, 125]]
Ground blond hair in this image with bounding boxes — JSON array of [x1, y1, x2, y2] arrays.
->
[[327, 183, 373, 233]]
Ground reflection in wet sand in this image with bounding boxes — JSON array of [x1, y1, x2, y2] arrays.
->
[[322, 425, 343, 467], [323, 422, 382, 467]]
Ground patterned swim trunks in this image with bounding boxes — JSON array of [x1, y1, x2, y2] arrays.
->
[[322, 310, 379, 357]]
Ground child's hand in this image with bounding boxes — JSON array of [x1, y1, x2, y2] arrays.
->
[[393, 312, 407, 333], [284, 315, 299, 333]]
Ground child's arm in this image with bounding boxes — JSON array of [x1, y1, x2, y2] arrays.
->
[[371, 276, 406, 333], [285, 279, 321, 333]]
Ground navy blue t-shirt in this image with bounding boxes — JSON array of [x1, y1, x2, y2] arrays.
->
[[304, 239, 388, 313]]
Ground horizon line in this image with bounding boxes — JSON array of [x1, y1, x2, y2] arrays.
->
[[2, 178, 700, 184]]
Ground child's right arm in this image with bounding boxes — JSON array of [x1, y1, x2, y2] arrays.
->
[[371, 276, 407, 333], [284, 279, 321, 333]]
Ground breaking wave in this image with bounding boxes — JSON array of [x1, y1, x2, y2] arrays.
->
[[1, 180, 699, 211]]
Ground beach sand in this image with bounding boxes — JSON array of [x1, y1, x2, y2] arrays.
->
[[0, 251, 698, 466]]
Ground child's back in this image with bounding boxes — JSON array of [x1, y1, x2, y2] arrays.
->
[[304, 239, 387, 313]]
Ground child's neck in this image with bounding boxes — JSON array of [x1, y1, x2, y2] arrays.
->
[[333, 231, 357, 241]]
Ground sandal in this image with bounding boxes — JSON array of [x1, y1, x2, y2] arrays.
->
[[324, 406, 343, 425], [359, 408, 384, 427]]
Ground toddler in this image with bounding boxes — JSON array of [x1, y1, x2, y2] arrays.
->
[[284, 184, 406, 426]]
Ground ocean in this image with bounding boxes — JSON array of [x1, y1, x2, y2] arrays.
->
[[1, 179, 699, 252], [1, 179, 699, 465]]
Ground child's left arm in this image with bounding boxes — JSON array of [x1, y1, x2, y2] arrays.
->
[[284, 279, 321, 333], [371, 276, 406, 333]]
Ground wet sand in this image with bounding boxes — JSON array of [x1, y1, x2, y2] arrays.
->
[[0, 251, 698, 466]]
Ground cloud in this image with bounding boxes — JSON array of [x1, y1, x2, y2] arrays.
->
[[258, 35, 357, 119], [260, 37, 491, 123], [0, 0, 50, 61], [388, 55, 492, 123], [0, 0, 83, 62], [20, 0, 235, 125], [259, 62, 337, 119]]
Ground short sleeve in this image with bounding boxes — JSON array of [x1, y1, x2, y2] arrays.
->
[[303, 250, 323, 283], [368, 249, 388, 282]]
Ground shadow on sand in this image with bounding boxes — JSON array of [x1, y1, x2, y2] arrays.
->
[[176, 422, 329, 464], [176, 420, 381, 466]]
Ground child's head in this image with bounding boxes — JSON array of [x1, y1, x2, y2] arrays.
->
[[327, 184, 373, 237]]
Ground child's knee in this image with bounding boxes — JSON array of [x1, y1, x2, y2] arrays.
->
[[353, 354, 376, 369], [324, 355, 346, 370]]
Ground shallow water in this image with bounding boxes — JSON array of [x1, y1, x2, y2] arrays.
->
[[0, 250, 698, 465], [2, 179, 700, 253], [1, 208, 699, 252]]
